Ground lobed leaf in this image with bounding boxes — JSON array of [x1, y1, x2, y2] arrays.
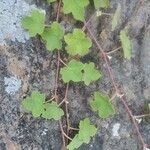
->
[[22, 10, 45, 37], [42, 102, 64, 120], [67, 135, 83, 150], [60, 59, 85, 83], [120, 29, 132, 60], [90, 92, 115, 118], [112, 3, 121, 31], [93, 0, 110, 9], [22, 91, 64, 120], [22, 91, 45, 117], [60, 60, 101, 85], [41, 22, 64, 51], [64, 29, 92, 56], [78, 118, 97, 143], [83, 62, 101, 85], [62, 0, 89, 21], [67, 118, 97, 150]]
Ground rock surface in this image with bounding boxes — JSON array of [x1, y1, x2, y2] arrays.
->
[[0, 0, 150, 150], [0, 0, 37, 44]]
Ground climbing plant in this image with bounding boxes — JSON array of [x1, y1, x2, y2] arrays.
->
[[21, 0, 149, 150]]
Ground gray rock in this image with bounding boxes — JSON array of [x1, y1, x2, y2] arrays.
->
[[4, 76, 21, 94], [0, 0, 150, 150], [0, 0, 44, 44]]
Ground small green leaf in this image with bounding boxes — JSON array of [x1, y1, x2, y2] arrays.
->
[[63, 0, 89, 21], [148, 103, 150, 111], [120, 29, 132, 60], [93, 0, 110, 9], [22, 91, 45, 117], [22, 91, 64, 120], [112, 3, 121, 31], [83, 62, 101, 85], [47, 0, 56, 3], [78, 118, 97, 143], [41, 22, 64, 51], [60, 59, 85, 83], [64, 29, 92, 56], [60, 60, 101, 85], [67, 118, 97, 150], [90, 92, 115, 118], [42, 102, 64, 120], [67, 135, 83, 150], [22, 10, 45, 37]]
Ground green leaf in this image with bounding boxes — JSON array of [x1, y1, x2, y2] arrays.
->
[[93, 0, 110, 9], [67, 135, 83, 150], [22, 10, 45, 37], [148, 103, 150, 111], [22, 91, 64, 120], [64, 29, 92, 56], [60, 59, 85, 83], [78, 118, 97, 143], [42, 102, 64, 120], [83, 62, 101, 85], [90, 92, 115, 118], [112, 3, 121, 31], [22, 91, 45, 117], [47, 0, 56, 3], [67, 118, 97, 150], [41, 22, 64, 51], [62, 0, 89, 21], [120, 29, 132, 60], [60, 60, 101, 85]]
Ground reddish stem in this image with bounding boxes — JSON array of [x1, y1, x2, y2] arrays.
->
[[64, 83, 70, 143], [59, 121, 66, 148], [55, 0, 68, 148], [87, 27, 118, 91], [54, 51, 60, 99], [64, 83, 69, 123], [85, 24, 147, 149], [56, 0, 62, 22], [82, 13, 96, 31], [121, 96, 146, 148]]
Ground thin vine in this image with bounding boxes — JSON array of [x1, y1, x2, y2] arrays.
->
[[21, 0, 149, 149]]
